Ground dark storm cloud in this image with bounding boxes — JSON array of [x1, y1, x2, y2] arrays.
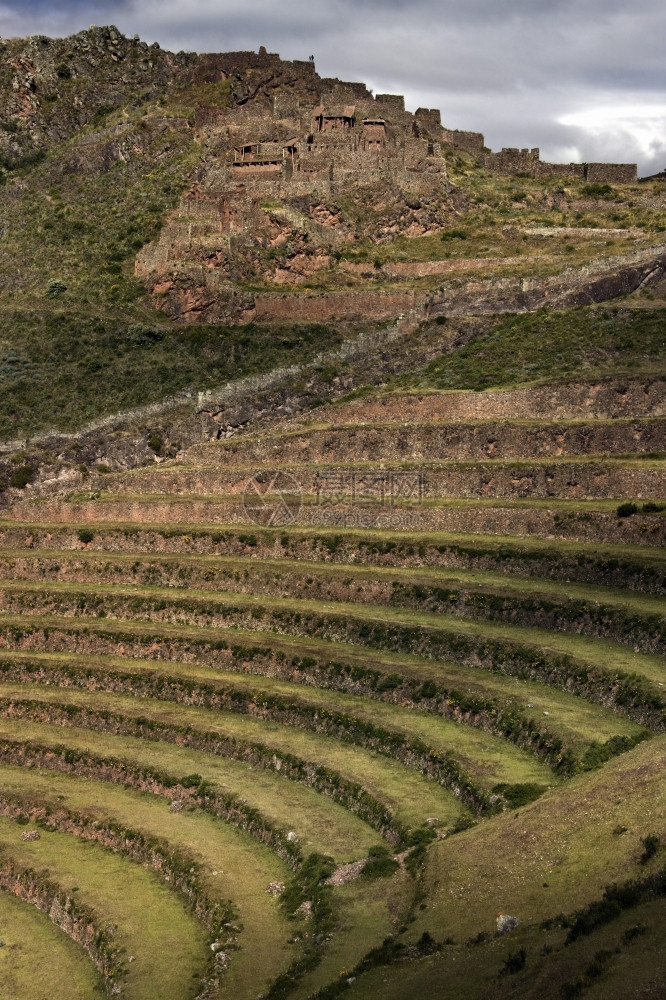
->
[[1, 0, 664, 175]]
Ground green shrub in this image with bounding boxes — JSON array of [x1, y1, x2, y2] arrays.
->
[[148, 433, 163, 455], [449, 814, 476, 835], [566, 867, 666, 942], [180, 773, 203, 788], [417, 679, 438, 700], [622, 923, 647, 943], [45, 279, 67, 298], [126, 324, 164, 346], [617, 502, 638, 518], [77, 529, 94, 544], [499, 947, 527, 976], [362, 845, 400, 880], [9, 465, 34, 489], [640, 834, 660, 864], [582, 183, 613, 197], [560, 980, 584, 998], [279, 852, 336, 918], [376, 673, 402, 692], [493, 783, 545, 808], [416, 931, 438, 954]]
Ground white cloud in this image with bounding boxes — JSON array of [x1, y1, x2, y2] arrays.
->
[[559, 103, 666, 166]]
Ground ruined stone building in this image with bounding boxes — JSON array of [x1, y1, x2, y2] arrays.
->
[[135, 48, 639, 317], [483, 146, 637, 183], [194, 87, 451, 204], [172, 49, 636, 238]]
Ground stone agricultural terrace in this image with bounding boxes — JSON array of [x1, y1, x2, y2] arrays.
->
[[0, 30, 665, 1000]]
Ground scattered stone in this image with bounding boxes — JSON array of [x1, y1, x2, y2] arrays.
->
[[294, 900, 313, 920], [169, 799, 184, 813], [496, 913, 520, 936], [286, 830, 298, 843], [20, 830, 40, 842], [266, 882, 285, 896], [325, 859, 368, 886], [425, 817, 439, 826], [347, 977, 356, 985], [210, 941, 222, 952]]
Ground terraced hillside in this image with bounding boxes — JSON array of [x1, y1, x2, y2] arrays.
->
[[0, 357, 664, 1000]]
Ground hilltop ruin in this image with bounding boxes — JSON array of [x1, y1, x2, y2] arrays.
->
[[134, 48, 638, 323], [159, 48, 636, 232]]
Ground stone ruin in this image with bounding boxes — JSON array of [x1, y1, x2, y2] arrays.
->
[[155, 50, 635, 241], [188, 83, 453, 221], [134, 48, 639, 302], [484, 146, 637, 183]]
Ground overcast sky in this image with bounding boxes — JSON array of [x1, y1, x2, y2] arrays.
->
[[2, 0, 665, 175]]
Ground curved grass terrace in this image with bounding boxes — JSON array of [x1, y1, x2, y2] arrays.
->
[[0, 767, 298, 1000], [0, 682, 468, 832], [0, 717, 383, 860], [0, 547, 662, 653], [0, 645, 645, 754], [0, 889, 105, 1000], [1, 519, 664, 591], [2, 339, 665, 998], [0, 579, 663, 715], [0, 814, 209, 1000]]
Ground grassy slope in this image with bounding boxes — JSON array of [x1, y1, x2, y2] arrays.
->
[[418, 737, 666, 937], [0, 306, 342, 440], [394, 302, 666, 392], [0, 715, 382, 861], [344, 736, 666, 1000], [0, 766, 296, 1000], [0, 815, 208, 1000], [0, 682, 466, 831], [0, 889, 104, 1000]]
